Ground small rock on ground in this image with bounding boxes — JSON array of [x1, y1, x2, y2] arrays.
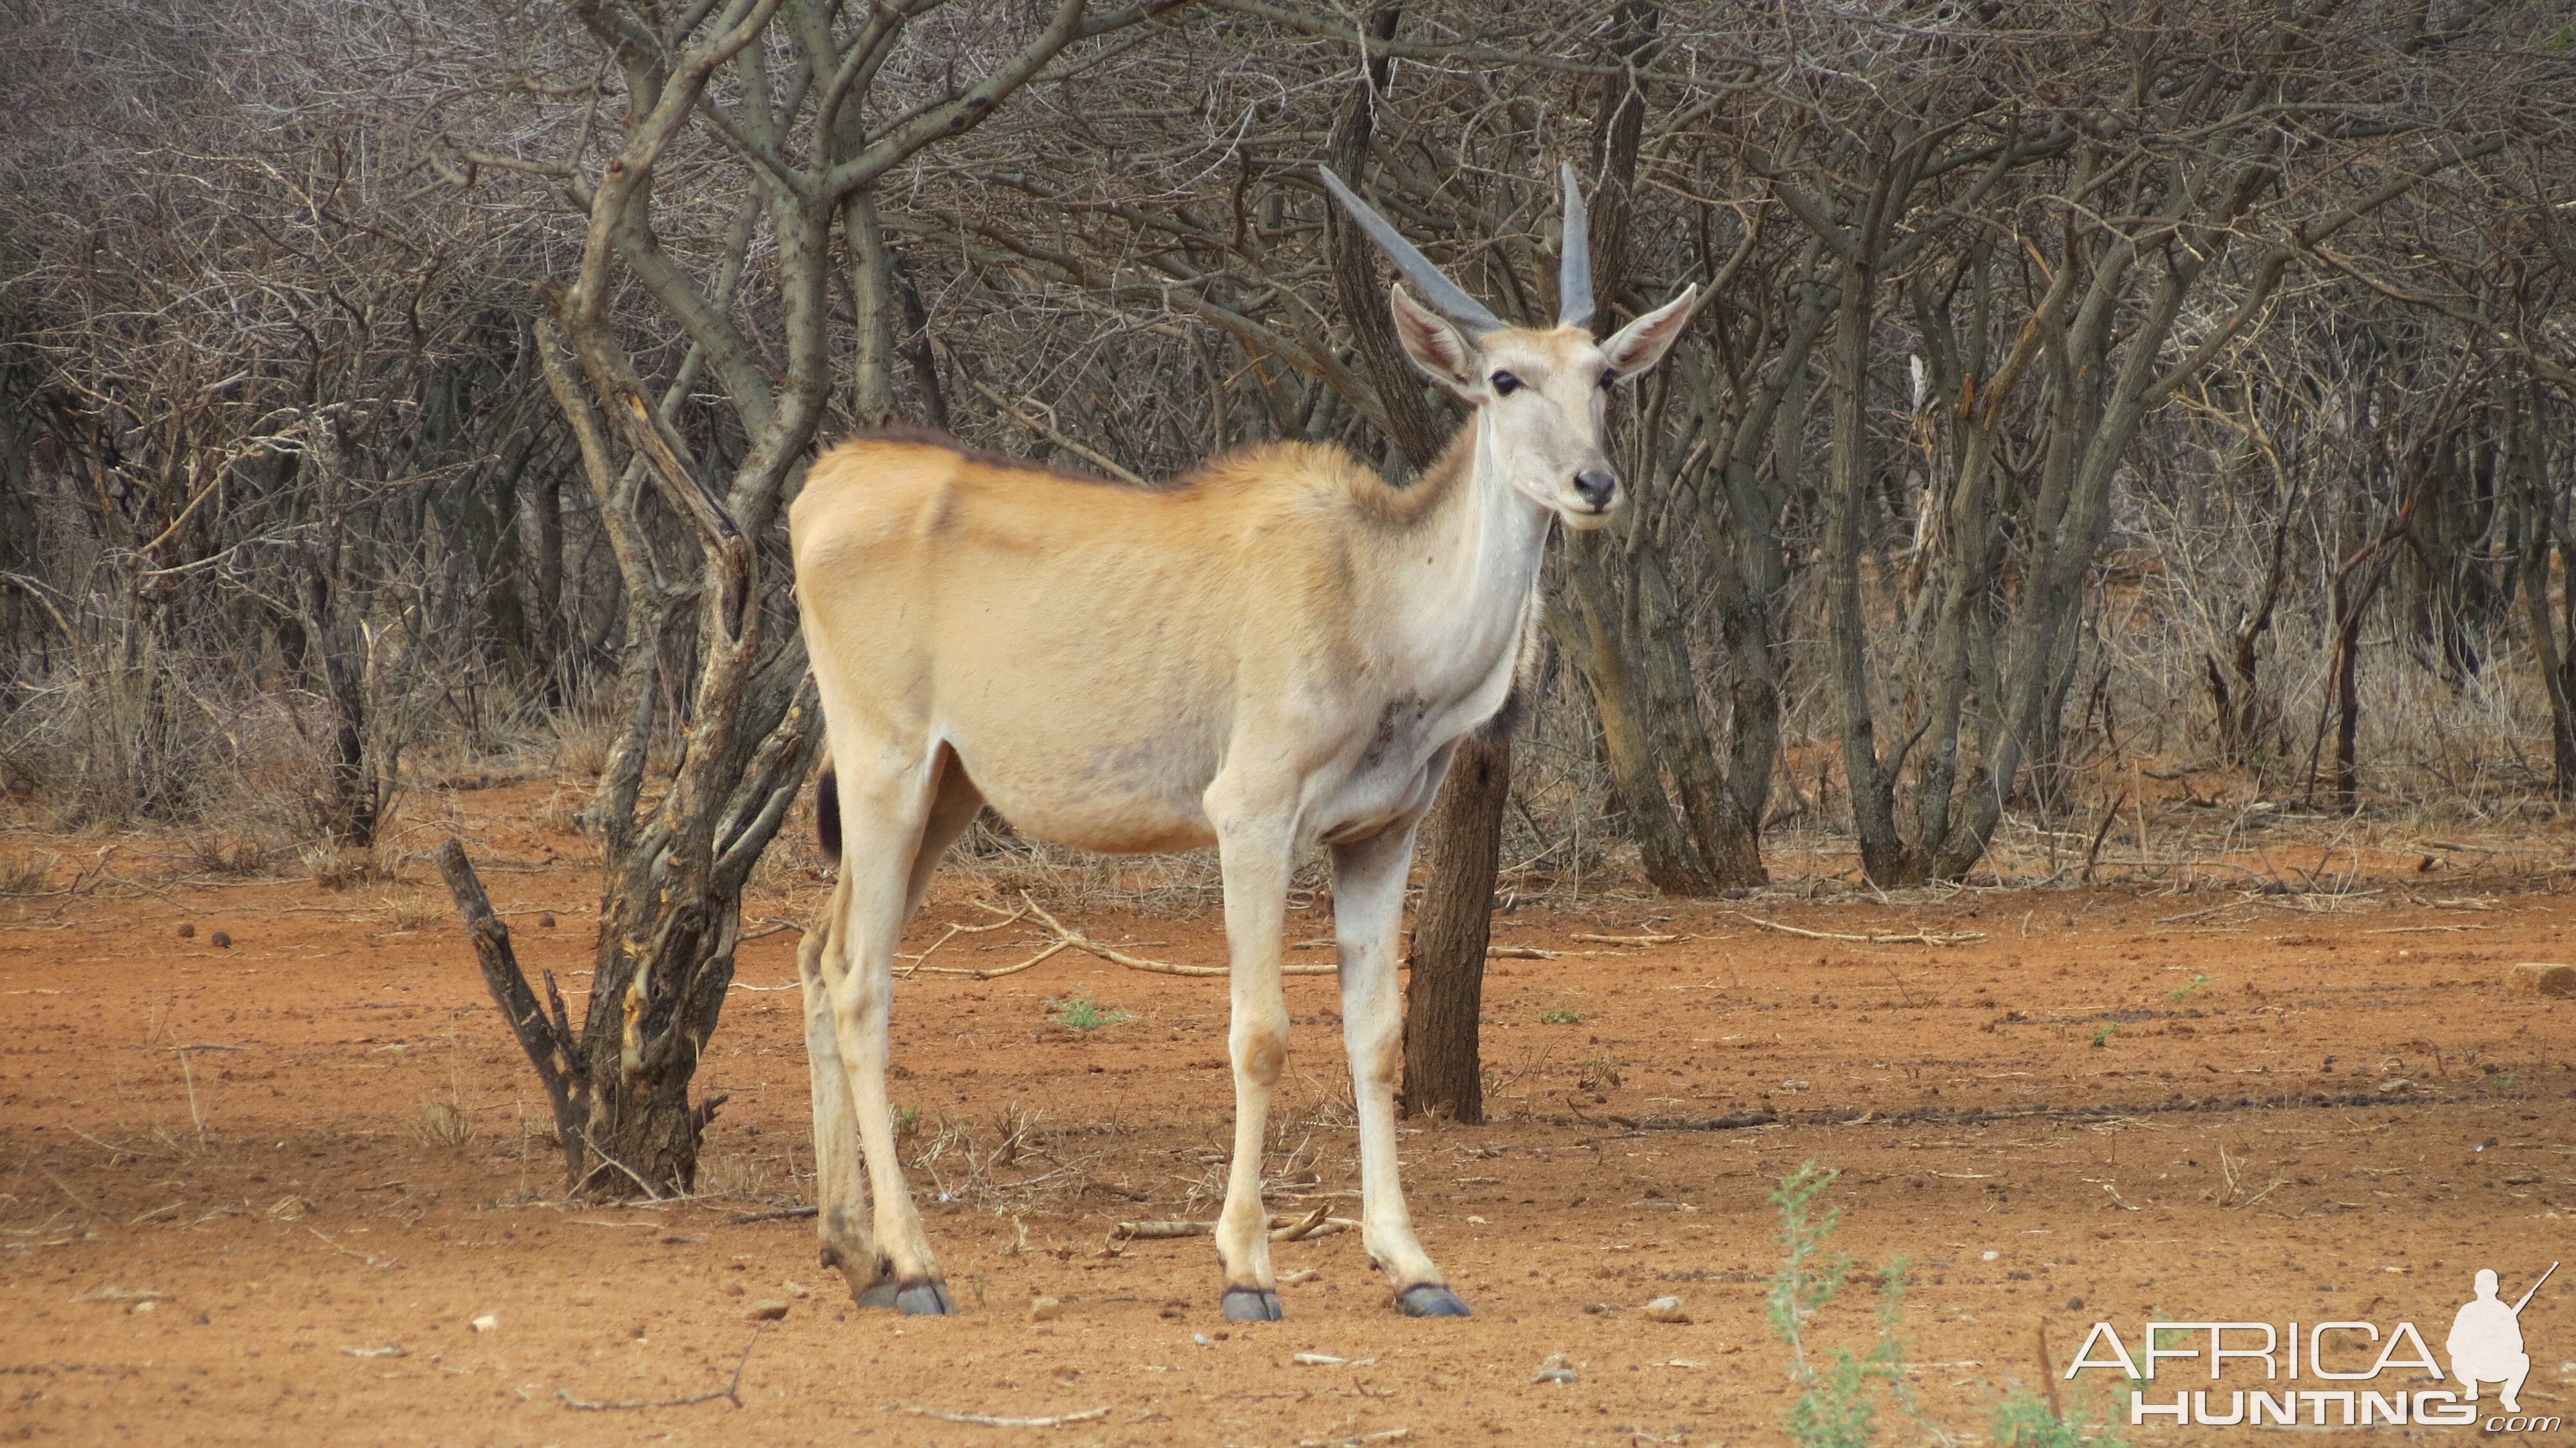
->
[[2508, 962, 2576, 998]]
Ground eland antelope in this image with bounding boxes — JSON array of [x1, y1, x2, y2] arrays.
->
[[790, 164, 1701, 1321]]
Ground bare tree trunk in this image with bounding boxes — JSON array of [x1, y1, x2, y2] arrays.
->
[[1543, 0, 1783, 894], [1551, 551, 1714, 893], [437, 840, 585, 1183], [1326, 5, 1440, 473], [2324, 499, 2414, 814], [2510, 379, 2576, 797], [296, 409, 389, 849], [1316, 3, 1501, 1121], [1403, 734, 1501, 1123], [2208, 437, 2301, 769], [448, 0, 1185, 1198]]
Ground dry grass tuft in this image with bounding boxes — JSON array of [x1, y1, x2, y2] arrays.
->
[[376, 890, 444, 933], [0, 851, 60, 895], [549, 708, 617, 781], [527, 788, 587, 841], [303, 846, 386, 890], [184, 832, 278, 878], [1293, 1074, 1358, 1132], [898, 1103, 1114, 1216], [694, 1148, 791, 1204], [1575, 1053, 1624, 1092], [412, 1089, 478, 1150]]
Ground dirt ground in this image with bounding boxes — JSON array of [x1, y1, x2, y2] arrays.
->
[[5, 787, 2575, 1446]]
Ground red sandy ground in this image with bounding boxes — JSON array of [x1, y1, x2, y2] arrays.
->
[[4, 791, 2573, 1446]]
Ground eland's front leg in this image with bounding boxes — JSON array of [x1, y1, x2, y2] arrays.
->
[[1332, 826, 1468, 1317], [1209, 799, 1295, 1322]]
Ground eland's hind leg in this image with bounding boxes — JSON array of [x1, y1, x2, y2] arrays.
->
[[799, 884, 895, 1305], [813, 749, 974, 1314], [1332, 824, 1468, 1317]]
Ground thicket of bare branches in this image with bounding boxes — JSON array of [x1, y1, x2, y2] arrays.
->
[[3, 0, 2572, 1174], [7, 0, 2573, 856], [0, 3, 598, 843]]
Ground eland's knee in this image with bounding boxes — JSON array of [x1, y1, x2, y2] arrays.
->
[[1231, 1018, 1289, 1086]]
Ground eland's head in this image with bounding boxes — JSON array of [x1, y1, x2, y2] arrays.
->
[[1321, 163, 1701, 529]]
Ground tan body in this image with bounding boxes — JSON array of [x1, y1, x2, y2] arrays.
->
[[799, 432, 1528, 857], [791, 164, 1701, 1321]]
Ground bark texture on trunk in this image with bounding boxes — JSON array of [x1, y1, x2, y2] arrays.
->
[[1403, 734, 1504, 1124]]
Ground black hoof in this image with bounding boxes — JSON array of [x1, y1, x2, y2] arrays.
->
[[1396, 1284, 1472, 1318], [894, 1281, 954, 1316], [853, 1275, 900, 1309], [1221, 1286, 1284, 1322]]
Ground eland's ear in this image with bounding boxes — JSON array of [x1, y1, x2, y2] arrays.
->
[[1390, 283, 1482, 397], [1599, 285, 1703, 383]]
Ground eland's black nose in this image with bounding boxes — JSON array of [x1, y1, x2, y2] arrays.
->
[[1573, 469, 1619, 509]]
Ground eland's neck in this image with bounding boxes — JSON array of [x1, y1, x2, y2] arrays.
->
[[1376, 415, 1554, 700]]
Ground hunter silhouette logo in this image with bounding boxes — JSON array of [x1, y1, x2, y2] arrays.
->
[[2069, 1259, 2562, 1429], [2451, 1262, 2554, 1415]]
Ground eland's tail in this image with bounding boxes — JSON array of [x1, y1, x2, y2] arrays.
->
[[816, 767, 841, 861]]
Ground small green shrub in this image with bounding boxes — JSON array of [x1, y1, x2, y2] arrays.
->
[[1766, 1161, 1914, 1448], [1991, 1384, 2126, 1448], [1045, 991, 1134, 1031], [1540, 1004, 1582, 1025]]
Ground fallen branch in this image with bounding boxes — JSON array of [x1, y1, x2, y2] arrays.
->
[[558, 1322, 767, 1411], [895, 904, 1032, 978], [1005, 894, 1332, 978], [723, 1205, 820, 1224], [1113, 1219, 1211, 1239], [1271, 1205, 1331, 1242], [1727, 912, 1984, 948], [896, 1405, 1111, 1429], [2151, 904, 2246, 925], [1567, 932, 1687, 946], [1490, 937, 1692, 960], [1114, 1213, 1357, 1241], [2358, 924, 2495, 935]]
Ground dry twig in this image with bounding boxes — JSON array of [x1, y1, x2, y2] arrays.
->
[[1113, 1212, 1356, 1241], [558, 1322, 768, 1411], [1727, 912, 1984, 948], [894, 904, 1031, 977], [932, 893, 1336, 980], [896, 1405, 1112, 1428], [1567, 932, 1687, 945]]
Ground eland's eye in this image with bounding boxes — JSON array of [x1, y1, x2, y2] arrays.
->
[[1598, 368, 1621, 389], [1490, 370, 1522, 395]]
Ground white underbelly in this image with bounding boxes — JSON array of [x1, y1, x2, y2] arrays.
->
[[960, 743, 1218, 855]]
